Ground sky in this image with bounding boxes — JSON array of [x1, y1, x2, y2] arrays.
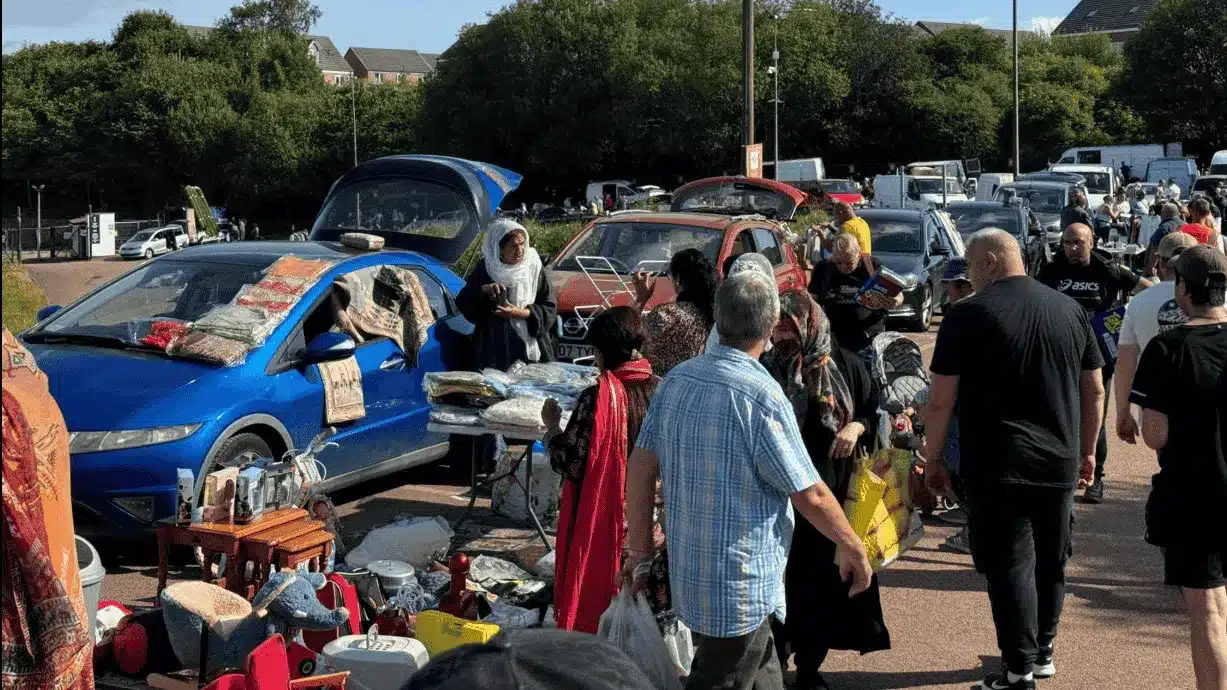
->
[[1, 0, 1077, 55]]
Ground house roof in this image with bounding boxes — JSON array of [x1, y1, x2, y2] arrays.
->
[[182, 25, 215, 37], [346, 47, 436, 75], [1053, 0, 1156, 36], [307, 35, 352, 73], [913, 20, 1032, 42]]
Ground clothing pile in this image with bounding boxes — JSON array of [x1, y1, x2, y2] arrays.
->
[[168, 255, 336, 366], [335, 265, 434, 366], [424, 362, 597, 431]]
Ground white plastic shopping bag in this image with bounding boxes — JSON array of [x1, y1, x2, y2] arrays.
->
[[597, 588, 683, 690]]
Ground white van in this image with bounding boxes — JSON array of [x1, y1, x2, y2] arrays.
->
[[1053, 144, 1179, 180], [874, 174, 967, 210], [1144, 158, 1199, 199], [1049, 164, 1117, 209], [774, 158, 826, 184], [1210, 150, 1227, 176], [585, 180, 649, 208], [975, 173, 1015, 201], [905, 159, 979, 193]]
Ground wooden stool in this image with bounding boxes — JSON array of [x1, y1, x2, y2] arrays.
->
[[273, 529, 335, 573], [237, 518, 324, 597], [155, 508, 307, 596]]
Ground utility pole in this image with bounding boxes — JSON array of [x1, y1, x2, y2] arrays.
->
[[770, 14, 781, 179], [742, 0, 755, 148], [1012, 0, 1020, 176], [31, 184, 44, 260], [351, 77, 359, 166]]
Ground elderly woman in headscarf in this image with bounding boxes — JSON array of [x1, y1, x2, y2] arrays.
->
[[763, 289, 889, 690], [456, 219, 558, 371], [541, 307, 659, 634], [703, 252, 777, 352], [631, 248, 718, 378]]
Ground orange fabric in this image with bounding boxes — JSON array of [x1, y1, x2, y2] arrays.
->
[[1, 328, 93, 690]]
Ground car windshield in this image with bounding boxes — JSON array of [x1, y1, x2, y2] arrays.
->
[[997, 187, 1064, 214], [675, 182, 793, 218], [948, 208, 1019, 239], [1080, 172, 1111, 194], [28, 259, 270, 347], [131, 230, 155, 241], [553, 222, 723, 274], [819, 180, 858, 194], [866, 218, 923, 254], [1192, 178, 1221, 193], [313, 178, 473, 238], [915, 178, 964, 195]]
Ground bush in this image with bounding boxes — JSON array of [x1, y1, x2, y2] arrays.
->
[[2, 259, 47, 333], [455, 220, 588, 278]]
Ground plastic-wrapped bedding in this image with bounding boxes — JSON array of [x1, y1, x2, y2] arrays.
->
[[482, 398, 548, 431], [423, 371, 501, 400], [168, 330, 249, 367], [192, 305, 281, 347], [429, 405, 484, 427], [506, 362, 570, 384]]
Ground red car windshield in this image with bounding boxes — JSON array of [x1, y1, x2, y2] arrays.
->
[[820, 180, 859, 194], [553, 222, 723, 275]]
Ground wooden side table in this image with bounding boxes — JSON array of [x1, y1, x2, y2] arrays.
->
[[273, 529, 335, 574], [237, 518, 324, 596], [156, 508, 307, 596]]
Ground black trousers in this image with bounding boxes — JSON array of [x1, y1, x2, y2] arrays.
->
[[966, 485, 1075, 677], [687, 618, 783, 690], [1095, 362, 1115, 480]]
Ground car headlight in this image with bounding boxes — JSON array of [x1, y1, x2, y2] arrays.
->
[[900, 273, 920, 288], [111, 496, 156, 522], [69, 424, 201, 454]]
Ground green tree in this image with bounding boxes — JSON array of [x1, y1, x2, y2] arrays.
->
[[1119, 0, 1227, 161], [217, 0, 323, 35]]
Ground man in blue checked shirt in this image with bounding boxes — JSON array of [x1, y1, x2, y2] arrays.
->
[[624, 271, 871, 689]]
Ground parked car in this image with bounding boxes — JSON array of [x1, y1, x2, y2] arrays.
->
[[118, 226, 189, 260], [858, 207, 965, 331], [873, 174, 968, 210], [945, 200, 1049, 276], [1190, 175, 1225, 198], [994, 180, 1075, 247], [794, 179, 867, 207], [22, 155, 516, 535], [548, 177, 809, 361], [1048, 164, 1118, 209]]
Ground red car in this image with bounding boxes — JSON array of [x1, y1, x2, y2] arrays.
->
[[800, 179, 866, 207], [546, 176, 809, 361]]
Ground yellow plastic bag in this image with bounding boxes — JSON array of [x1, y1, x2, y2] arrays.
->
[[843, 449, 917, 571], [415, 610, 500, 658]]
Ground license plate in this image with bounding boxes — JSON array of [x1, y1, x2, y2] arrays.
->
[[556, 344, 595, 362]]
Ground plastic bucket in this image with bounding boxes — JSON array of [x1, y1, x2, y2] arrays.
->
[[76, 535, 104, 642]]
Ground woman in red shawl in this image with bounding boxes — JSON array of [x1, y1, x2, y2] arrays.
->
[[543, 307, 658, 633], [2, 328, 93, 690]]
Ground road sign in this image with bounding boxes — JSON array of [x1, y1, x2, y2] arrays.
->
[[744, 144, 764, 179]]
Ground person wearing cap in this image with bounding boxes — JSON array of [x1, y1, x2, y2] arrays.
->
[[1037, 222, 1152, 504], [1114, 232, 1198, 445], [809, 233, 903, 360], [935, 258, 975, 554], [1128, 245, 1227, 690]]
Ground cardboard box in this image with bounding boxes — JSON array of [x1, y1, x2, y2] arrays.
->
[[235, 467, 266, 524], [202, 467, 238, 524]]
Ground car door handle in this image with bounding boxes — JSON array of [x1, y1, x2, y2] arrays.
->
[[380, 354, 406, 371]]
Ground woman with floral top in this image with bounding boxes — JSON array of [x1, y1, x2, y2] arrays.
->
[[542, 307, 659, 634], [630, 248, 717, 378]]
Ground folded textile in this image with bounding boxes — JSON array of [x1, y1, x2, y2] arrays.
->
[[429, 405, 484, 427], [483, 398, 548, 431], [234, 284, 297, 312], [192, 305, 281, 347], [140, 320, 191, 350], [433, 393, 504, 409], [340, 233, 386, 250], [424, 371, 501, 400], [168, 330, 249, 366], [266, 255, 334, 283], [507, 362, 571, 384]]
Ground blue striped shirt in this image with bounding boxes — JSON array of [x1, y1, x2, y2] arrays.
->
[[636, 343, 822, 637]]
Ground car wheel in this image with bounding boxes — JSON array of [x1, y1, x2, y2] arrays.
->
[[144, 248, 154, 259], [908, 286, 933, 332], [208, 432, 274, 475]]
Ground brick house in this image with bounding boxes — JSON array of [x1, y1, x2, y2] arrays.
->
[[1053, 0, 1157, 45], [344, 47, 439, 84], [913, 20, 1034, 42], [307, 36, 353, 84]]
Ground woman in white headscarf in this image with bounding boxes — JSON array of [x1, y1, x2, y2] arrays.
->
[[703, 252, 778, 352], [456, 219, 558, 371]]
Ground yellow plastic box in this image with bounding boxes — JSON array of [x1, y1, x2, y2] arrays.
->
[[415, 610, 501, 658]]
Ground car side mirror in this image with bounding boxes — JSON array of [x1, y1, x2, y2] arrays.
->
[[36, 305, 63, 322], [305, 332, 356, 364]]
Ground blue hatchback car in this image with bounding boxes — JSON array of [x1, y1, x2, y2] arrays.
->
[[22, 156, 520, 535]]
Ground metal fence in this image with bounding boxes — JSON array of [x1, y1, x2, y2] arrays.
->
[[1, 217, 160, 262]]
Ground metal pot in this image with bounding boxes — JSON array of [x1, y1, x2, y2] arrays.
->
[[367, 560, 416, 595]]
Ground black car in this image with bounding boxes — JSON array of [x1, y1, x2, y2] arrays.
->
[[994, 181, 1076, 250], [945, 200, 1050, 276], [859, 208, 964, 332]]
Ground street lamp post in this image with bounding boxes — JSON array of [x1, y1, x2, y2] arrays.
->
[[1012, 0, 1020, 176], [742, 0, 755, 148], [31, 184, 44, 260]]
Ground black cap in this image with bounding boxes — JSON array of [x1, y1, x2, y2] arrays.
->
[[406, 628, 659, 690], [1175, 245, 1227, 289]]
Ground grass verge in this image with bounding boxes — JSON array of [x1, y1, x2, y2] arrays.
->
[[2, 259, 47, 333]]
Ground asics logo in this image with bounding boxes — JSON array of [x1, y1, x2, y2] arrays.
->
[[1057, 279, 1099, 292]]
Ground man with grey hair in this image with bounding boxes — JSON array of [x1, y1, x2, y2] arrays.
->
[[925, 228, 1105, 690], [624, 271, 871, 689], [1148, 202, 1186, 276], [810, 232, 903, 358]]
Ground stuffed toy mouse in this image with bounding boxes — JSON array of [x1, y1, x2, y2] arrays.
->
[[160, 570, 350, 675]]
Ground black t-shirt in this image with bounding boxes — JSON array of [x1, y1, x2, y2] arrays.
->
[[809, 256, 885, 352], [1129, 323, 1227, 545], [1060, 205, 1094, 230], [931, 276, 1104, 490], [1036, 254, 1141, 315]]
